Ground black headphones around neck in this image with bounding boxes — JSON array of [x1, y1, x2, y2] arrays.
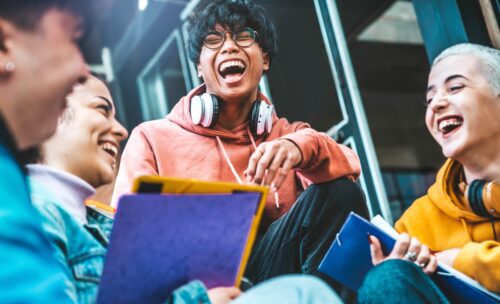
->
[[465, 180, 499, 218], [190, 93, 274, 135]]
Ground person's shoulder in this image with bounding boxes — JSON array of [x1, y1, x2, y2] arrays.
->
[[132, 118, 180, 138], [395, 194, 438, 230], [272, 117, 312, 133], [138, 117, 174, 128], [403, 194, 437, 216]]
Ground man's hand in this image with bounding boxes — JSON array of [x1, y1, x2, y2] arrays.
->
[[207, 287, 241, 304], [245, 139, 302, 190], [435, 248, 460, 267], [369, 234, 438, 275]]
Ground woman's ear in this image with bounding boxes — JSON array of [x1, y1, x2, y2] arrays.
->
[[0, 21, 16, 76], [0, 18, 17, 54], [0, 20, 10, 55], [0, 28, 5, 53], [262, 53, 270, 73], [197, 64, 203, 78]]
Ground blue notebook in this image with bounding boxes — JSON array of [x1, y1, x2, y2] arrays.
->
[[97, 193, 262, 304], [318, 212, 500, 304]]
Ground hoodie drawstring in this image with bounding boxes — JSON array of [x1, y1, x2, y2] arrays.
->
[[216, 135, 243, 184], [215, 127, 280, 208]]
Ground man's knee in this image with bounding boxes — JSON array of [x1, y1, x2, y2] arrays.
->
[[363, 259, 418, 287], [358, 260, 446, 304], [283, 275, 343, 303], [233, 275, 343, 304], [360, 259, 428, 297], [307, 178, 367, 216]]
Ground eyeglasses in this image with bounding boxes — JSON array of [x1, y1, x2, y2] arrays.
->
[[202, 28, 259, 49]]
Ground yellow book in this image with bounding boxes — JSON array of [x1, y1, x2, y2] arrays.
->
[[131, 176, 269, 288], [85, 199, 116, 218]]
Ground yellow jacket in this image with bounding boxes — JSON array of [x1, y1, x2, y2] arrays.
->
[[395, 159, 500, 292]]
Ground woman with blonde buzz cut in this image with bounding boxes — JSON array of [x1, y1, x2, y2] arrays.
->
[[359, 43, 500, 303]]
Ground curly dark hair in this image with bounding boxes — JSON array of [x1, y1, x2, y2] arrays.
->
[[187, 0, 278, 65]]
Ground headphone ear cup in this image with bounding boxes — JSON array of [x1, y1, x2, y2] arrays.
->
[[250, 101, 261, 134], [467, 180, 489, 217], [250, 100, 274, 135], [195, 93, 219, 128], [209, 94, 219, 128], [264, 104, 274, 134], [190, 95, 202, 125]]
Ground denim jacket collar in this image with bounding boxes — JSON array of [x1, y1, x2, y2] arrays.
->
[[27, 164, 95, 225]]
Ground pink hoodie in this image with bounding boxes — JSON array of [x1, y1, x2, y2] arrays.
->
[[112, 85, 361, 220]]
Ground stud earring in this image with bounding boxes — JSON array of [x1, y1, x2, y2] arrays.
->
[[3, 61, 15, 73]]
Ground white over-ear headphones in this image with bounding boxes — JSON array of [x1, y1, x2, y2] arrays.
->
[[191, 93, 219, 128], [190, 93, 274, 135]]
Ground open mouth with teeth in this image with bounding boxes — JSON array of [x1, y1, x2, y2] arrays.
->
[[219, 60, 246, 81], [438, 116, 463, 137], [99, 142, 118, 158]]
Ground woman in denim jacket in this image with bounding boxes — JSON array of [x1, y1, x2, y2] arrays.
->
[[24, 75, 127, 303]]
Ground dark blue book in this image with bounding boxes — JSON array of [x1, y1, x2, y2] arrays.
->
[[97, 192, 263, 304], [318, 212, 500, 304]]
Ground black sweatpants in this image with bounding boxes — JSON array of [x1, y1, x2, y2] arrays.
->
[[245, 178, 368, 301]]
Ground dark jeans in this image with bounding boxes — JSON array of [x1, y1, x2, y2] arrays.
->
[[358, 260, 449, 304], [245, 178, 368, 302]]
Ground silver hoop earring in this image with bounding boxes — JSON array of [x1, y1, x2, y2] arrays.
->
[[4, 61, 15, 73]]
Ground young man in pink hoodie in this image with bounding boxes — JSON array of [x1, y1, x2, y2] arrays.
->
[[113, 0, 367, 299]]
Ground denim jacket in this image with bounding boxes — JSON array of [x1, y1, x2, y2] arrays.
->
[[28, 165, 110, 303], [27, 165, 211, 304]]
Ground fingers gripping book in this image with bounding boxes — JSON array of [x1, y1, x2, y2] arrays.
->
[[318, 212, 500, 304]]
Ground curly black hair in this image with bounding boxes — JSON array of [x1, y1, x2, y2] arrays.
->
[[186, 0, 278, 65]]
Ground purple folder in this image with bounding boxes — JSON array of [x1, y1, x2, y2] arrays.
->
[[97, 193, 261, 304]]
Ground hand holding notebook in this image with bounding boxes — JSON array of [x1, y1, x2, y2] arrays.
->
[[318, 212, 500, 304]]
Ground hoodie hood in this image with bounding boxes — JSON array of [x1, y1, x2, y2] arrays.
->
[[428, 159, 486, 222], [167, 84, 278, 144]]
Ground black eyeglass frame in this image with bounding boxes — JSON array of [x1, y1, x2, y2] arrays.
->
[[202, 27, 259, 50]]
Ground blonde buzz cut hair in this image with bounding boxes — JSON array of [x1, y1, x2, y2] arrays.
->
[[433, 43, 500, 95]]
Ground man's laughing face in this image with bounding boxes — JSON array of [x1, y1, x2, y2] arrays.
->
[[197, 24, 269, 104]]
